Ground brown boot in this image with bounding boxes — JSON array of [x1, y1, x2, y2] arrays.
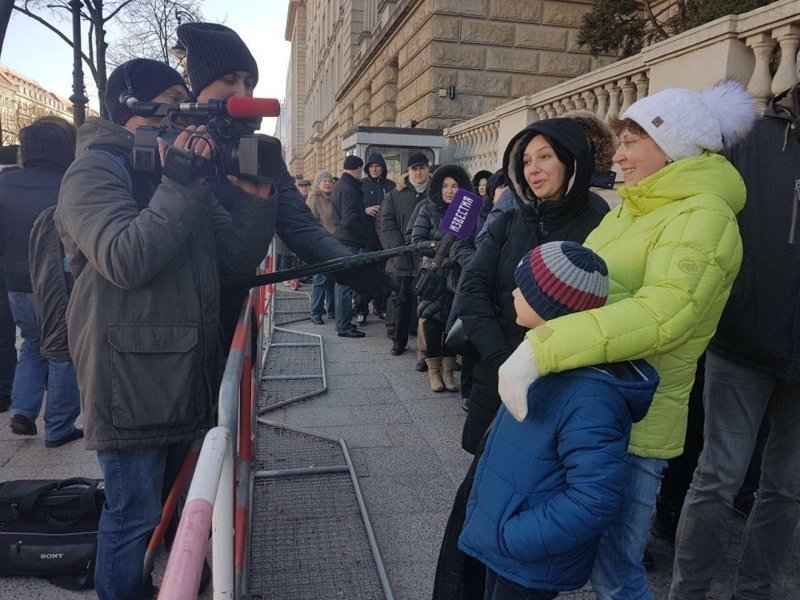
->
[[441, 357, 459, 392], [425, 357, 445, 393]]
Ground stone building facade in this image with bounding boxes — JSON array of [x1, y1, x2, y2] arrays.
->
[[0, 66, 78, 147], [284, 0, 616, 178]]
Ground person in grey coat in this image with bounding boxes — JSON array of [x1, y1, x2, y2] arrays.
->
[[55, 59, 276, 599]]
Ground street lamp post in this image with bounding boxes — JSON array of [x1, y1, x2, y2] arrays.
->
[[69, 0, 88, 127]]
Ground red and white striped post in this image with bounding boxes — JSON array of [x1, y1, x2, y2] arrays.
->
[[160, 427, 234, 599]]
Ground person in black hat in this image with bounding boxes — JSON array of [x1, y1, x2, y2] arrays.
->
[[54, 58, 276, 599], [176, 23, 393, 345], [331, 155, 368, 337], [377, 152, 431, 356]]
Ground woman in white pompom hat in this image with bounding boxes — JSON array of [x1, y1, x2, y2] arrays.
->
[[496, 80, 757, 599]]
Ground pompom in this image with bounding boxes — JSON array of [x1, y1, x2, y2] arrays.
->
[[701, 80, 757, 149]]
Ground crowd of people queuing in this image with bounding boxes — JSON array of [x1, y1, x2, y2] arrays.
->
[[0, 14, 798, 599]]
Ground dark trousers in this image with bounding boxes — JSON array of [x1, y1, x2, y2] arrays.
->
[[657, 355, 765, 538], [459, 344, 480, 401], [432, 437, 488, 600], [0, 289, 16, 396], [389, 275, 413, 349], [422, 318, 455, 358], [484, 570, 558, 600]]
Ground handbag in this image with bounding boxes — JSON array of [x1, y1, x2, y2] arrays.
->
[[445, 317, 471, 355], [0, 477, 104, 590]]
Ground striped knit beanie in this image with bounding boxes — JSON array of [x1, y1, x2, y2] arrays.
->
[[514, 241, 608, 320]]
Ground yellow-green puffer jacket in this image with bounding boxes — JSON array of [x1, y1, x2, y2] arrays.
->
[[527, 152, 745, 459]]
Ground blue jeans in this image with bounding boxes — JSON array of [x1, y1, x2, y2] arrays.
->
[[96, 443, 190, 600], [334, 246, 360, 333], [0, 289, 16, 396], [8, 292, 80, 441], [484, 569, 557, 600], [310, 273, 335, 318], [670, 349, 800, 600], [591, 455, 668, 600]]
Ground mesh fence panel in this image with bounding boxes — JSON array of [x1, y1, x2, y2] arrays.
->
[[249, 473, 386, 599]]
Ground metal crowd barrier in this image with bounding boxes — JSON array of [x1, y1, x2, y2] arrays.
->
[[160, 249, 275, 599]]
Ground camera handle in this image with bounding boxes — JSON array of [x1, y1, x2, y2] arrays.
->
[[228, 240, 437, 290]]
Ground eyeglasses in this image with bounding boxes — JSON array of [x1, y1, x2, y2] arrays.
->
[[617, 136, 645, 152]]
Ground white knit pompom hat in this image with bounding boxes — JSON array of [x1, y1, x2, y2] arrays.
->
[[622, 80, 757, 162]]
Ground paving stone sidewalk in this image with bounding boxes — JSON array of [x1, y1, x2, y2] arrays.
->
[[1, 312, 798, 598]]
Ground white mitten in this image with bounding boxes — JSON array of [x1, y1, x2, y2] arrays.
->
[[498, 338, 540, 421]]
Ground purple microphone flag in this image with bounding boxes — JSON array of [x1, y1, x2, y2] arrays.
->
[[440, 189, 485, 240]]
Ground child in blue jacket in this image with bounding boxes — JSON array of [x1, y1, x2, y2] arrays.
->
[[458, 241, 658, 599]]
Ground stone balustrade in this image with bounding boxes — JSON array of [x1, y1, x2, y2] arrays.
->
[[443, 0, 799, 173]]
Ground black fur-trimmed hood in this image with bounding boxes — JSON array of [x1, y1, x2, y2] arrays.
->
[[428, 163, 473, 209]]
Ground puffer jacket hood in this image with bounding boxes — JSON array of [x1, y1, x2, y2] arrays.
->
[[503, 119, 594, 230], [428, 163, 472, 211], [619, 152, 745, 217], [365, 153, 387, 181], [19, 121, 76, 172]]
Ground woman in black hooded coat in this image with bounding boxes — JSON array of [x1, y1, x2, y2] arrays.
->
[[459, 117, 610, 453], [410, 163, 473, 393], [432, 116, 612, 600]]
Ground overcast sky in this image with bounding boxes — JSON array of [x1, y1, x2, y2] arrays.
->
[[1, 0, 291, 133]]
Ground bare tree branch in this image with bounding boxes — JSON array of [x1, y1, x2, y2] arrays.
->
[[12, 4, 93, 68]]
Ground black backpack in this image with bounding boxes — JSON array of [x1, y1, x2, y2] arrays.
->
[[29, 206, 73, 362], [28, 148, 136, 361]]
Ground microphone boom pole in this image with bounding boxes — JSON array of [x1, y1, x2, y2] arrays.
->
[[228, 240, 437, 290]]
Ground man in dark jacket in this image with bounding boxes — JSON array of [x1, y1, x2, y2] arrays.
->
[[671, 83, 800, 600], [358, 153, 396, 322], [330, 155, 367, 337], [0, 116, 82, 446], [177, 22, 390, 344], [56, 59, 276, 599], [378, 152, 430, 354]]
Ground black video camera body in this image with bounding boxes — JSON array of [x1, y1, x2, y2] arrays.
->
[[127, 98, 283, 185]]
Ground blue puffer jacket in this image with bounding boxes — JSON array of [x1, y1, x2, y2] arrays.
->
[[458, 359, 658, 591]]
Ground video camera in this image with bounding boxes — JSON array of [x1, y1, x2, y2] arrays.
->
[[124, 96, 283, 184]]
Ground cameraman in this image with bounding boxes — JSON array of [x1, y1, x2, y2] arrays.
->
[[54, 59, 276, 599], [177, 23, 389, 340]]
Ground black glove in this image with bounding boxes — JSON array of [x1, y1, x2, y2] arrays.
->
[[334, 264, 398, 295]]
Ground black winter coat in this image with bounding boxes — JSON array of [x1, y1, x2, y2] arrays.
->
[[712, 97, 800, 382], [362, 156, 396, 250], [378, 176, 428, 276], [410, 198, 460, 324], [0, 122, 74, 292], [331, 173, 368, 248]]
